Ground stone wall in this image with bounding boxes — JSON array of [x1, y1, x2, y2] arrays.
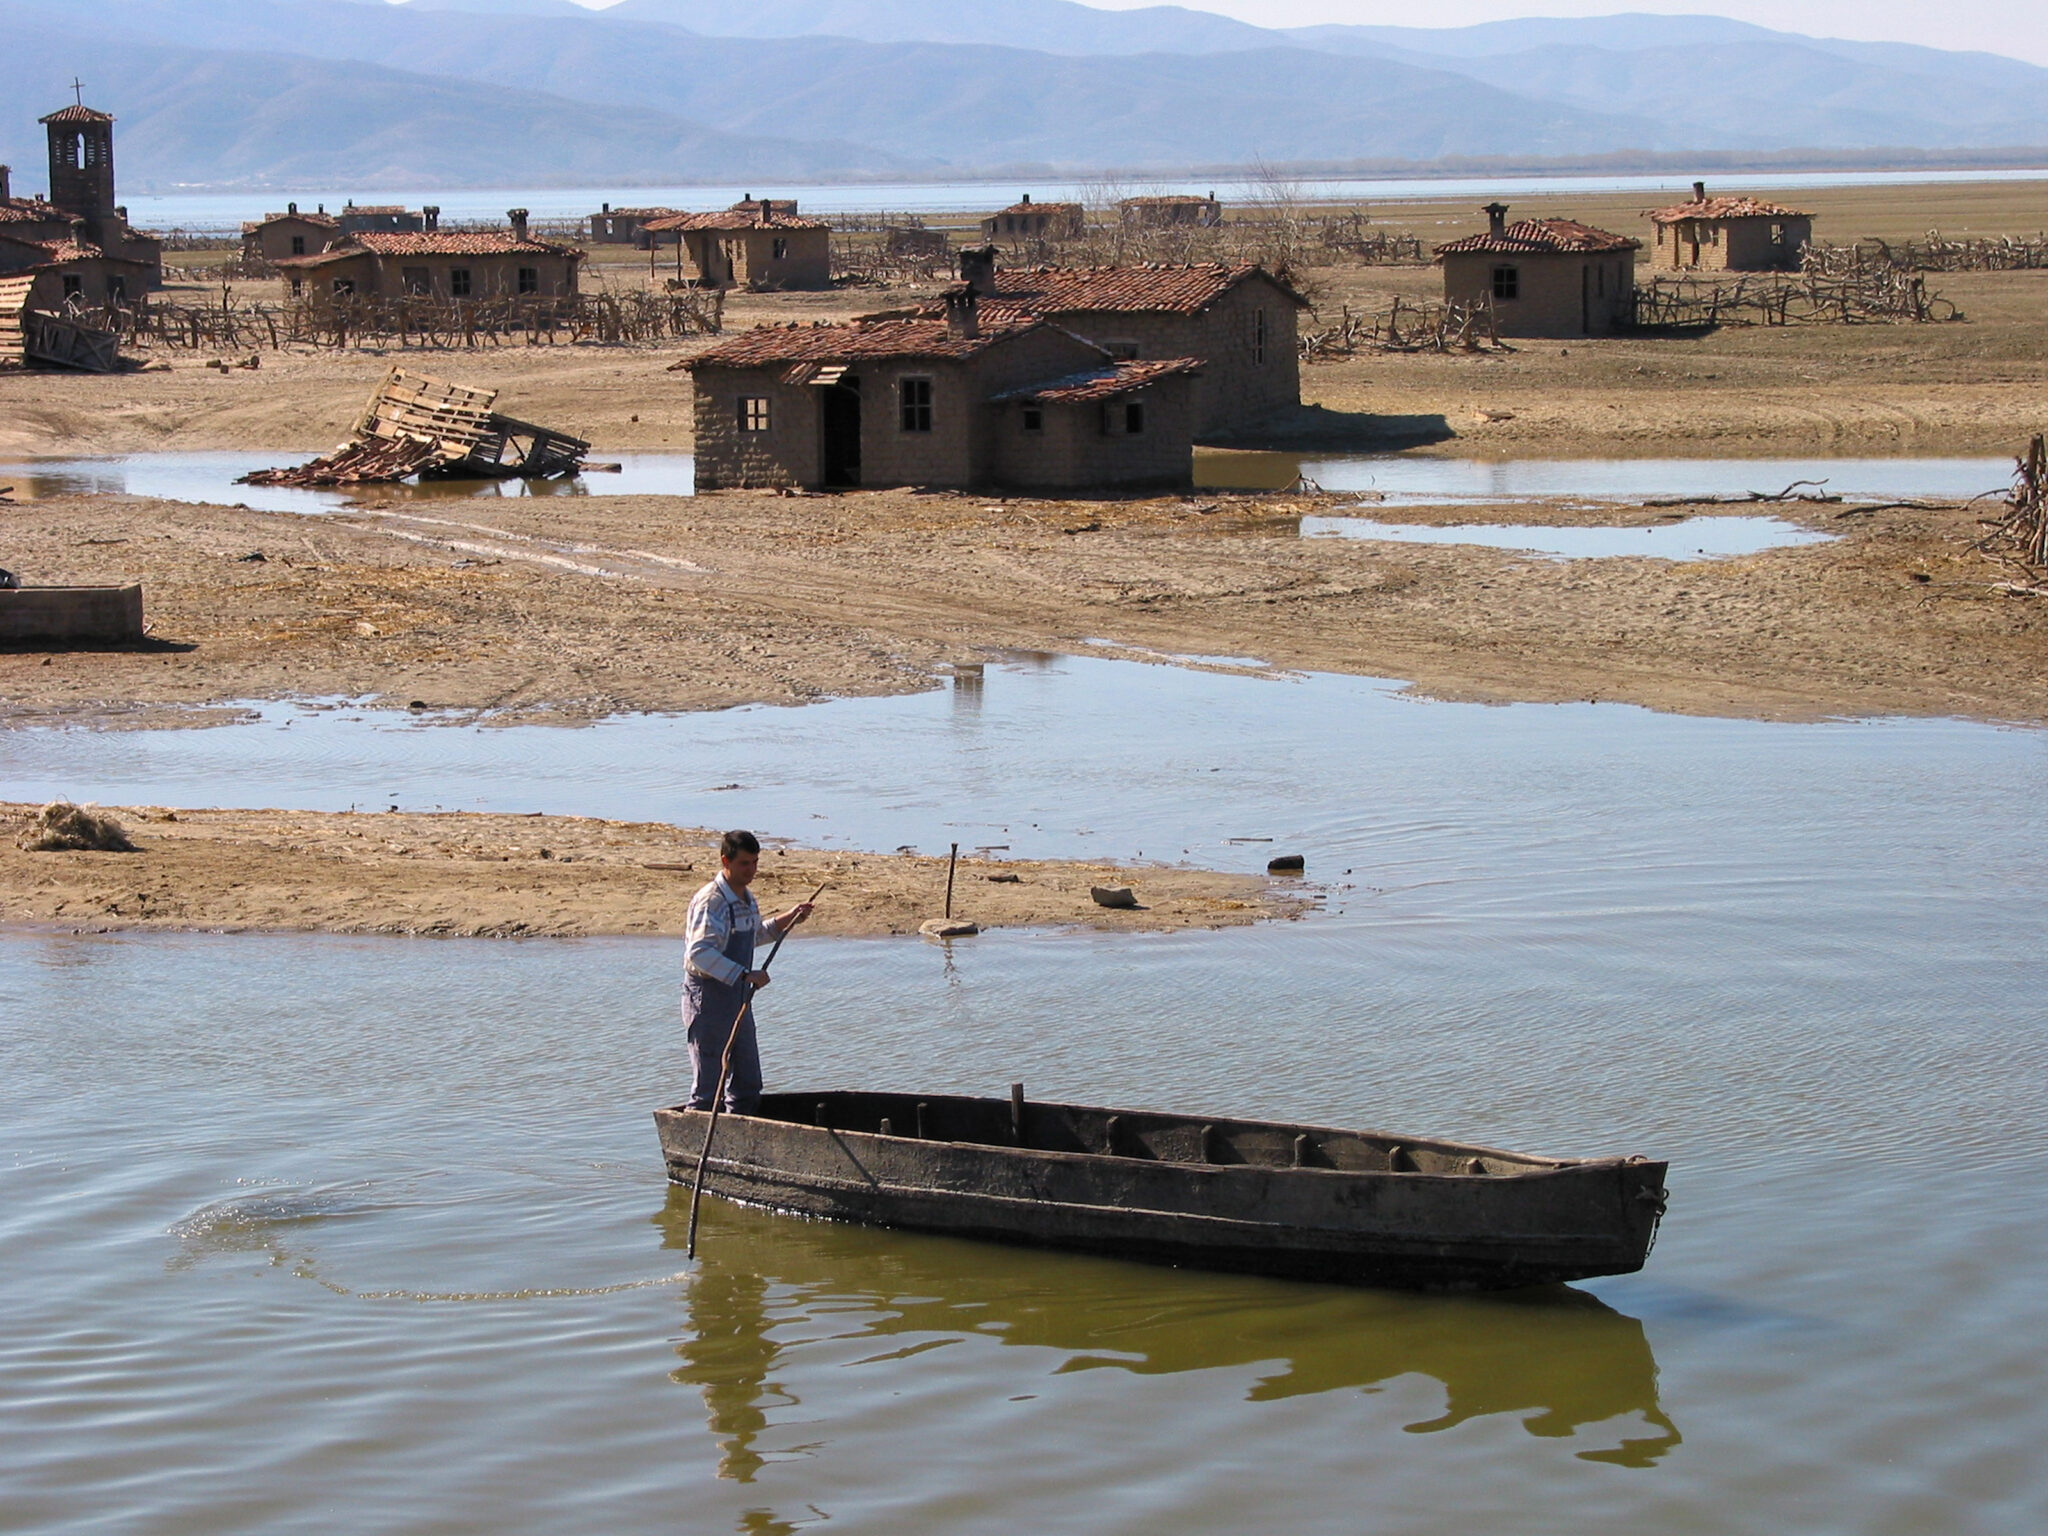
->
[[1051, 277, 1300, 437], [990, 374, 1196, 490]]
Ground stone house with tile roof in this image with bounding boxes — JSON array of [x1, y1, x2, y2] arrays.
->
[[1119, 194, 1223, 230], [241, 204, 343, 264], [1435, 205, 1640, 338], [271, 212, 582, 301], [1647, 182, 1813, 272], [642, 198, 831, 289], [0, 228, 155, 311], [950, 249, 1304, 436], [688, 289, 1200, 492], [980, 196, 1087, 245]]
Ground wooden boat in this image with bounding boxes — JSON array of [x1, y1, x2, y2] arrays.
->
[[655, 1088, 1668, 1290]]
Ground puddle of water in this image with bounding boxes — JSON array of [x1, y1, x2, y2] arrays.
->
[[4, 451, 2008, 516], [1195, 450, 2010, 503], [0, 452, 697, 516], [1300, 514, 1833, 560]]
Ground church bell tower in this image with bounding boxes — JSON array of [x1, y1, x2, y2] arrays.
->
[[41, 102, 119, 244]]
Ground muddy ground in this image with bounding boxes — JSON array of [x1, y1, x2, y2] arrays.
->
[[0, 802, 1296, 939], [1, 481, 2040, 727], [3, 183, 2047, 728]]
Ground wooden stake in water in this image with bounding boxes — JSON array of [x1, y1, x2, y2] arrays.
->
[[685, 880, 827, 1261], [945, 842, 959, 920]]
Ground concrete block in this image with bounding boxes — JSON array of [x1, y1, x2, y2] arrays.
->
[[0, 584, 146, 644]]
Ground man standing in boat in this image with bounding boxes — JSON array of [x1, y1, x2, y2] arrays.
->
[[684, 831, 815, 1115]]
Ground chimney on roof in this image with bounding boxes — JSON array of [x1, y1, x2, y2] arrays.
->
[[1693, 180, 1707, 203], [943, 284, 980, 340], [423, 205, 440, 232], [603, 202, 611, 214], [509, 208, 529, 241], [68, 215, 86, 247], [959, 244, 998, 297], [317, 203, 325, 214], [0, 165, 10, 201], [1484, 202, 1508, 237], [1021, 193, 1032, 206]]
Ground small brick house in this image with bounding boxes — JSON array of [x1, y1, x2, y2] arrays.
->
[[1647, 183, 1813, 272], [0, 229, 154, 310], [1435, 205, 1639, 338], [980, 196, 1087, 244], [272, 211, 582, 301], [587, 204, 679, 247], [241, 204, 342, 263], [642, 198, 831, 290], [688, 291, 1200, 493], [1119, 194, 1223, 230], [950, 251, 1305, 437]]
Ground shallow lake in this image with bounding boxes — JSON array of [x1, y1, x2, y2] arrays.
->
[[4, 657, 2045, 1532], [127, 166, 2048, 234], [0, 451, 2010, 516]]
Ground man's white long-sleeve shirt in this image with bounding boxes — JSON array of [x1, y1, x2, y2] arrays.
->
[[684, 875, 778, 986]]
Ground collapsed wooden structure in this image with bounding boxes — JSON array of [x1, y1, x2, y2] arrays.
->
[[0, 274, 121, 372], [240, 367, 588, 487]]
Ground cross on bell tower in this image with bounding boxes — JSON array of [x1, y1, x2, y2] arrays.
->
[[71, 77, 85, 106]]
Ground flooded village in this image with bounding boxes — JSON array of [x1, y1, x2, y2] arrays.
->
[[5, 18, 2048, 1536]]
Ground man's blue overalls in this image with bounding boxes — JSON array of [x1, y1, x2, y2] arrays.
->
[[683, 889, 762, 1113]]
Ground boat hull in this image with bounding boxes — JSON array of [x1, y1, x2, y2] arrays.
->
[[656, 1091, 1667, 1291]]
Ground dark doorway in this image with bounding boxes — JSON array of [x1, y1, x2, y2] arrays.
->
[[823, 381, 861, 487]]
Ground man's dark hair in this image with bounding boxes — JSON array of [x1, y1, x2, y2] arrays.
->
[[720, 829, 761, 860]]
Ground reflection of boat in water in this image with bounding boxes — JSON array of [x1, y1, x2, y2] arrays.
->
[[655, 1089, 1667, 1290], [657, 1190, 1681, 1470]]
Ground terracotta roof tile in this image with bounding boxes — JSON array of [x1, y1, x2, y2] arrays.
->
[[274, 231, 580, 263], [40, 105, 113, 125], [975, 262, 1306, 315], [1434, 219, 1640, 257], [990, 201, 1082, 216], [687, 316, 1055, 368], [0, 197, 67, 226], [1647, 196, 1812, 223], [990, 357, 1204, 404], [0, 232, 107, 263], [641, 210, 829, 233], [249, 211, 342, 231]]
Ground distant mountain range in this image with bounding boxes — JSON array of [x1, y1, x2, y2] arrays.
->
[[3, 0, 2046, 190]]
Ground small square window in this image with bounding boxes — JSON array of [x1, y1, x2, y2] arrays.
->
[[290, 235, 306, 256], [1124, 402, 1145, 435], [1491, 264, 1519, 301], [289, 278, 304, 297], [739, 397, 770, 432], [772, 238, 788, 260], [517, 266, 539, 294], [1253, 308, 1267, 364], [333, 278, 354, 296], [1022, 406, 1043, 432], [450, 268, 472, 297], [62, 274, 82, 298], [900, 378, 933, 433]]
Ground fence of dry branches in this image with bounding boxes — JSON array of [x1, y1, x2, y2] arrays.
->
[[119, 286, 725, 352], [1973, 435, 2048, 592]]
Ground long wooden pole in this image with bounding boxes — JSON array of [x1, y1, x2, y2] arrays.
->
[[685, 880, 826, 1260]]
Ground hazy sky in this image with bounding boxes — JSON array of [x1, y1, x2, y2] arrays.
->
[[560, 2, 2048, 68]]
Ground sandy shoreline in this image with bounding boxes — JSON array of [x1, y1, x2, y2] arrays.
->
[[0, 803, 1302, 939]]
